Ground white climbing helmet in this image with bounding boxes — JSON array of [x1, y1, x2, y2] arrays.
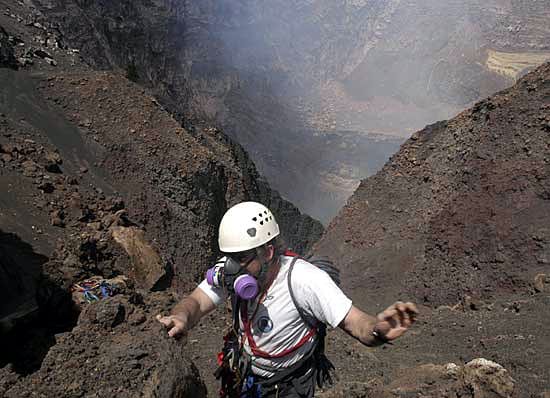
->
[[218, 201, 280, 252]]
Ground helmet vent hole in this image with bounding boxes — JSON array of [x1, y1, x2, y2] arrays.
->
[[252, 217, 257, 222], [264, 211, 267, 214], [268, 232, 271, 236], [260, 221, 264, 225]]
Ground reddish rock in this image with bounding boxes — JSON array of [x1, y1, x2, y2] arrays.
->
[[534, 274, 548, 293]]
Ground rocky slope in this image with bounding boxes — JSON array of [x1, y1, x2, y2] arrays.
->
[[2, 1, 550, 397], [0, 0, 322, 394], [1, 292, 208, 398], [22, 0, 407, 222], [313, 63, 550, 396], [315, 62, 550, 309], [26, 0, 550, 224]]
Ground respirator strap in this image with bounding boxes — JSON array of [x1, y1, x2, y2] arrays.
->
[[231, 295, 242, 333]]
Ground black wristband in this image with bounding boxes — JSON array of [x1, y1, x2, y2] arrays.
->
[[372, 329, 390, 345]]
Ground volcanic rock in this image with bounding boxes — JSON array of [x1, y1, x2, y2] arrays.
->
[[50, 209, 65, 227], [44, 150, 62, 173], [534, 274, 548, 293], [111, 226, 167, 291], [318, 358, 515, 398], [36, 180, 54, 193], [315, 62, 550, 310], [1, 293, 207, 398], [0, 25, 17, 69]]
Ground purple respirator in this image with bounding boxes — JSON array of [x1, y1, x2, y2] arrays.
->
[[206, 258, 259, 300]]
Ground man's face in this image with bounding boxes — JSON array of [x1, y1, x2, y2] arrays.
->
[[231, 245, 274, 277], [244, 257, 262, 276]]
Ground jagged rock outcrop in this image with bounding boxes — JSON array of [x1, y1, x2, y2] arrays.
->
[[0, 292, 207, 398], [111, 226, 167, 290]]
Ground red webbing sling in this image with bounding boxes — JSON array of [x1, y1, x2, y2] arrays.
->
[[240, 250, 317, 359]]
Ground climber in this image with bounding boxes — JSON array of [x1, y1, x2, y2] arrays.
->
[[157, 201, 418, 398]]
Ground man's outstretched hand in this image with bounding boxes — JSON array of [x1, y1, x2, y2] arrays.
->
[[374, 301, 418, 341], [156, 314, 188, 341]]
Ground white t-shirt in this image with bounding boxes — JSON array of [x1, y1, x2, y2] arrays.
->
[[198, 255, 353, 377]]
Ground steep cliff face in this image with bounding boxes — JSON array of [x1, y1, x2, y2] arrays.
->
[[0, 0, 321, 393], [27, 0, 550, 224], [27, 0, 404, 222], [314, 62, 550, 310], [312, 63, 550, 397], [326, 0, 550, 137]]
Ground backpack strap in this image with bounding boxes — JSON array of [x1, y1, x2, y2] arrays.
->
[[287, 254, 336, 389], [287, 256, 317, 329]]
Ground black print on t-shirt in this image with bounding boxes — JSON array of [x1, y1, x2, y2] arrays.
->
[[257, 316, 273, 333]]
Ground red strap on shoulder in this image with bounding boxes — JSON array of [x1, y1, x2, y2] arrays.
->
[[241, 302, 317, 359], [239, 250, 316, 359]]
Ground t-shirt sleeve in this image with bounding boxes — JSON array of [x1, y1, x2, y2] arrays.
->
[[198, 279, 226, 306], [290, 260, 353, 328]]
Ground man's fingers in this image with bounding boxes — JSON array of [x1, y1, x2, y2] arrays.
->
[[378, 301, 419, 331], [385, 326, 408, 341], [168, 325, 185, 338], [157, 314, 188, 341], [156, 314, 175, 328], [397, 308, 410, 328], [402, 302, 419, 326], [405, 302, 419, 318], [378, 307, 397, 320], [396, 302, 407, 313], [374, 301, 419, 343]]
